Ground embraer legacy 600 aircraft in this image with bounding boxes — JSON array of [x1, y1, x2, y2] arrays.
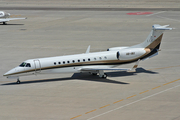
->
[[0, 11, 26, 25], [4, 24, 172, 84]]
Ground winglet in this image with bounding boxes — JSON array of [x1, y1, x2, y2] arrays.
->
[[129, 59, 140, 72], [85, 45, 90, 53]]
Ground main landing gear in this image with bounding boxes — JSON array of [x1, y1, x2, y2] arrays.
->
[[89, 70, 107, 79], [16, 78, 21, 84], [99, 73, 107, 78], [90, 70, 107, 78], [98, 70, 107, 78], [3, 22, 7, 25]]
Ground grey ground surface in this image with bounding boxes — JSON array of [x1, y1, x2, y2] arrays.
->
[[0, 1, 180, 120], [1, 0, 180, 8]]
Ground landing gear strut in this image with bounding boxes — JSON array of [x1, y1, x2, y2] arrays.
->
[[99, 70, 107, 78], [16, 78, 21, 84], [101, 73, 107, 78]]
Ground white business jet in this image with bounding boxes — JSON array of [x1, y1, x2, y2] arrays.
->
[[0, 11, 26, 25], [3, 24, 172, 84]]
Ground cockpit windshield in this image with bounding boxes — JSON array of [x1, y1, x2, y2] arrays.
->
[[26, 63, 31, 67], [19, 62, 31, 67], [19, 62, 26, 67]]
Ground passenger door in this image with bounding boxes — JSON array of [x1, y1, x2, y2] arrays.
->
[[34, 59, 41, 73]]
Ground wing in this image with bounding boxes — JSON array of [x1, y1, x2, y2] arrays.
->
[[79, 59, 140, 72], [0, 19, 9, 23], [0, 18, 26, 23], [79, 67, 131, 71]]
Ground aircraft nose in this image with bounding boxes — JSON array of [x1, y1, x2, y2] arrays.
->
[[3, 68, 16, 76]]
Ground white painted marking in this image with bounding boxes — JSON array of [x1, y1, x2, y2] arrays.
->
[[157, 15, 180, 22], [146, 11, 166, 16], [87, 84, 180, 120]]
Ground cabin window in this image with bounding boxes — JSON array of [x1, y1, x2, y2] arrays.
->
[[26, 63, 31, 67], [126, 52, 135, 55], [94, 58, 96, 60], [104, 56, 107, 59], [67, 61, 70, 63], [131, 52, 135, 55], [83, 59, 85, 62], [63, 61, 65, 64], [58, 62, 61, 64], [88, 58, 90, 61], [72, 60, 75, 63], [99, 57, 102, 60], [78, 60, 80, 62], [19, 62, 26, 67], [54, 62, 56, 65]]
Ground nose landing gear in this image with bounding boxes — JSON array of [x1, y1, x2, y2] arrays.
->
[[16, 78, 21, 84]]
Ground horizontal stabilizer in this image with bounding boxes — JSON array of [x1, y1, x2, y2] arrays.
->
[[153, 24, 172, 30]]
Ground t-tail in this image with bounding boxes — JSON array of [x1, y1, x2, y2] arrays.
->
[[131, 24, 172, 60]]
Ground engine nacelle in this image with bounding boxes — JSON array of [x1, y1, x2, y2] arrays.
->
[[117, 48, 149, 60], [107, 47, 128, 51], [0, 11, 10, 18]]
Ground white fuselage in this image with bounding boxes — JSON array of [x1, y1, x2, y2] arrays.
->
[[3, 24, 172, 81], [3, 48, 148, 77]]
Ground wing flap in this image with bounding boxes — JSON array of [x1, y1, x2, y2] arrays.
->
[[80, 68, 131, 71], [79, 59, 140, 72]]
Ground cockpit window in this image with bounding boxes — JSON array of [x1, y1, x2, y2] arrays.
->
[[19, 62, 26, 67], [26, 63, 31, 67]]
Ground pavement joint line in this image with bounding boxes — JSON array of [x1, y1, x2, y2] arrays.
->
[[71, 78, 180, 119], [147, 65, 180, 71], [87, 83, 180, 120], [146, 11, 166, 16], [156, 15, 180, 22]]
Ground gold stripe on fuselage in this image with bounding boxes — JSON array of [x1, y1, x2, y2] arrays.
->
[[5, 35, 163, 76]]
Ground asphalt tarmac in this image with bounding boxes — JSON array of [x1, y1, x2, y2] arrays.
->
[[0, 6, 180, 120]]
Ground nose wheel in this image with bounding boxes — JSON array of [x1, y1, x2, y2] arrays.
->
[[16, 78, 21, 84]]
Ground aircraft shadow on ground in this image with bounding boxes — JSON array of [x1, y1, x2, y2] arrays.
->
[[1, 68, 158, 85], [0, 24, 24, 25]]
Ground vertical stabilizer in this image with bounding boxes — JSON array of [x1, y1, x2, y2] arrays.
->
[[131, 24, 172, 49]]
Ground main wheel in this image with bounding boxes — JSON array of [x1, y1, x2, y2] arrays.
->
[[92, 73, 97, 75], [16, 79, 21, 84], [102, 73, 107, 78]]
